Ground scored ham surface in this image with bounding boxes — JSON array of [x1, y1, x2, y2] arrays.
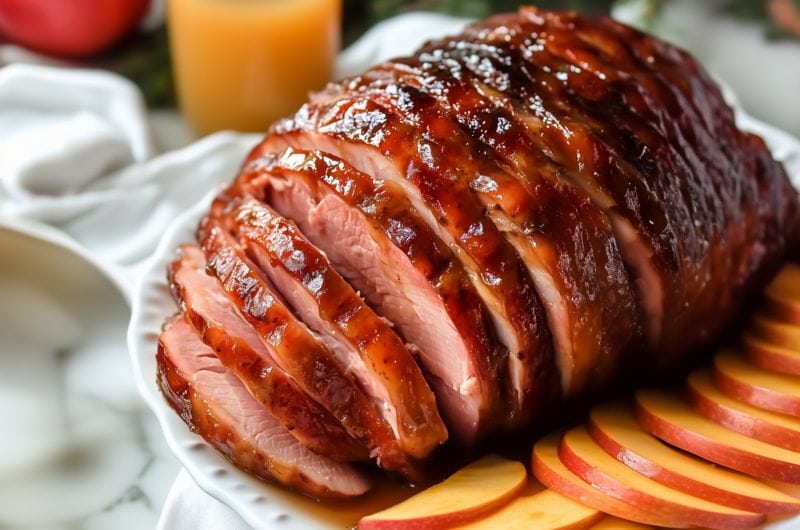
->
[[158, 7, 800, 497]]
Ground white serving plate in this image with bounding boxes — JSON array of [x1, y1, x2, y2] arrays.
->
[[127, 15, 800, 530]]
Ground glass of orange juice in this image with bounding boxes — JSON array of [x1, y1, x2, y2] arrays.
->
[[167, 0, 341, 135]]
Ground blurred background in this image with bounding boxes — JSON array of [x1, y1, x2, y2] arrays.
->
[[0, 0, 797, 133]]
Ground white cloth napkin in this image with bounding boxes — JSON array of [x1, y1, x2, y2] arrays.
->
[[0, 63, 261, 286], [0, 13, 469, 530]]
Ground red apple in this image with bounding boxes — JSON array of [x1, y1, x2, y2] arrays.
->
[[635, 390, 800, 483], [714, 350, 800, 416], [588, 401, 800, 514], [0, 0, 150, 58], [558, 426, 764, 529]]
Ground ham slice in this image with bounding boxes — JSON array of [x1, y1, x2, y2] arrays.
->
[[157, 317, 371, 498]]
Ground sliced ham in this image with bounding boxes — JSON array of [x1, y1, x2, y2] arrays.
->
[[155, 7, 800, 499], [262, 98, 558, 426], [312, 76, 642, 393], [229, 207, 445, 458], [195, 218, 418, 477], [168, 245, 365, 461], [237, 148, 504, 442], [157, 317, 371, 498], [240, 154, 505, 442]]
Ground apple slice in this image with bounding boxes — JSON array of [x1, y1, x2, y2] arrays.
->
[[532, 433, 692, 527], [589, 517, 653, 529], [357, 455, 526, 529], [713, 350, 800, 416], [455, 484, 602, 530], [635, 390, 800, 483], [762, 263, 800, 325], [744, 332, 800, 376], [688, 369, 800, 451], [750, 314, 800, 351], [588, 401, 800, 514], [558, 426, 764, 529]]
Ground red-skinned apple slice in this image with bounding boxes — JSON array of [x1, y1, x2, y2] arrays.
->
[[357, 455, 526, 530], [455, 484, 602, 530], [558, 426, 764, 529], [635, 390, 800, 483], [762, 264, 800, 325], [588, 401, 800, 514], [713, 350, 800, 416], [688, 370, 800, 451], [532, 434, 692, 528], [750, 314, 800, 351], [744, 331, 800, 376]]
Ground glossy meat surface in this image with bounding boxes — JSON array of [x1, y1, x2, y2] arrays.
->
[[314, 67, 643, 394], [268, 95, 558, 425], [446, 9, 795, 357], [196, 213, 417, 478], [168, 245, 365, 461], [210, 192, 447, 459], [157, 317, 371, 498], [238, 148, 504, 442]]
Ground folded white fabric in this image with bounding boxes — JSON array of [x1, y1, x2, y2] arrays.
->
[[0, 64, 260, 283], [158, 469, 252, 530]]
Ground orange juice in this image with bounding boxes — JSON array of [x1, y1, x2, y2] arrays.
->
[[168, 0, 340, 135]]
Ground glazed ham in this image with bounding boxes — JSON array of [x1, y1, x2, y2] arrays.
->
[[157, 318, 371, 498], [238, 148, 505, 443], [157, 7, 800, 498]]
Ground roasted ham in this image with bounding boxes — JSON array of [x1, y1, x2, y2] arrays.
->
[[157, 317, 371, 498], [157, 7, 800, 497]]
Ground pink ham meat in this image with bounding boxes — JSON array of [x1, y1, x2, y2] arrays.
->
[[234, 148, 505, 443], [204, 197, 447, 459], [216, 193, 449, 452], [157, 317, 371, 498], [262, 98, 559, 426], [307, 76, 642, 394], [168, 245, 365, 462], [189, 224, 417, 478]]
